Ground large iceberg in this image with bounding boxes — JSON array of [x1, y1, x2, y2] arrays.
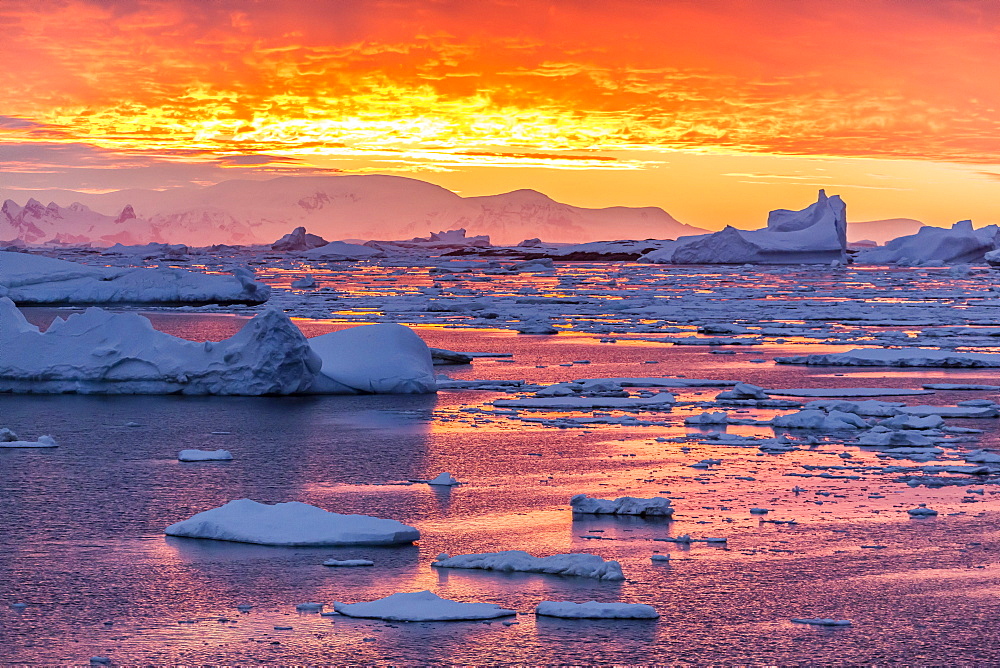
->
[[270, 226, 328, 251], [853, 220, 999, 265], [641, 190, 847, 265], [164, 499, 420, 546], [301, 240, 385, 260], [570, 494, 674, 517], [0, 251, 269, 305], [0, 299, 437, 395]]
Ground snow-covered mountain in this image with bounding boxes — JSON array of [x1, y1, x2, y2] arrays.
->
[[0, 175, 704, 247], [846, 218, 926, 245]]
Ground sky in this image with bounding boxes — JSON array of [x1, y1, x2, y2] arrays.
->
[[2, 0, 1000, 229]]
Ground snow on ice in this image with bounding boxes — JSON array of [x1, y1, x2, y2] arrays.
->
[[535, 601, 659, 619], [332, 590, 516, 622], [570, 494, 674, 517], [432, 550, 626, 580]]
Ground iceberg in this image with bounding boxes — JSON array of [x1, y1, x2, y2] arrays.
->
[[570, 494, 674, 517], [178, 449, 233, 461], [535, 601, 659, 619], [0, 251, 269, 305], [854, 221, 999, 265], [641, 191, 846, 265], [432, 550, 625, 581], [0, 429, 57, 448], [776, 348, 1000, 368], [164, 499, 420, 546], [301, 240, 385, 260], [271, 226, 328, 251], [0, 299, 436, 395], [333, 590, 515, 621]]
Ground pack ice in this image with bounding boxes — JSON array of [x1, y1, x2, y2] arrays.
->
[[164, 499, 420, 546], [641, 190, 846, 265], [0, 298, 436, 395], [0, 251, 269, 305]]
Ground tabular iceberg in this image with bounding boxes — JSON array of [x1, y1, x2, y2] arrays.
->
[[535, 601, 659, 619], [432, 550, 625, 580], [641, 190, 846, 265], [570, 494, 674, 517], [0, 251, 270, 305], [164, 499, 420, 546], [0, 299, 437, 395]]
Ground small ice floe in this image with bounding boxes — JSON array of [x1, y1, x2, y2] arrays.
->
[[879, 414, 944, 430], [178, 449, 233, 462], [333, 590, 516, 622], [426, 472, 461, 486], [535, 601, 659, 619], [514, 319, 558, 335], [295, 602, 325, 611], [716, 383, 769, 400], [323, 559, 375, 567], [684, 411, 729, 425], [777, 348, 1000, 368], [899, 405, 998, 418], [771, 410, 869, 430], [856, 428, 935, 447], [236, 604, 252, 612], [125, 421, 142, 427], [90, 658, 112, 666], [0, 429, 57, 448], [749, 508, 770, 515], [291, 275, 317, 289], [10, 602, 27, 610], [493, 394, 675, 411], [432, 550, 625, 581], [570, 494, 673, 517], [907, 504, 938, 517], [654, 534, 691, 544], [164, 499, 420, 546], [650, 554, 671, 562], [791, 618, 852, 627], [766, 387, 932, 398], [964, 449, 1000, 464]]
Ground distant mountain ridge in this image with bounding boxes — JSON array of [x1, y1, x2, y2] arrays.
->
[[0, 175, 705, 247]]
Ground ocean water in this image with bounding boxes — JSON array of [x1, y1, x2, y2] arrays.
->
[[3, 311, 1000, 663]]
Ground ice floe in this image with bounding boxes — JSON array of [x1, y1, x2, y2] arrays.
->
[[426, 472, 461, 486], [332, 590, 516, 622], [432, 550, 625, 580], [323, 559, 375, 567], [178, 449, 233, 461], [777, 348, 1000, 368], [535, 601, 659, 619], [0, 429, 57, 448], [164, 499, 420, 546], [570, 494, 674, 517]]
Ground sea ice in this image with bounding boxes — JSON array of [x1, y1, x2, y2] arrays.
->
[[302, 240, 385, 260], [907, 505, 938, 517], [426, 472, 461, 486], [332, 590, 516, 622], [323, 559, 375, 567], [432, 550, 625, 581], [854, 220, 998, 265], [535, 601, 659, 619], [570, 494, 674, 517], [776, 348, 1000, 368], [791, 618, 852, 626], [164, 499, 420, 546]]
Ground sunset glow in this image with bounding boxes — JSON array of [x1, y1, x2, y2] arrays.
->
[[3, 0, 1000, 226]]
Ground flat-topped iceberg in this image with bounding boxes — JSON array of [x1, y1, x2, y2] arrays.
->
[[0, 251, 269, 305], [0, 299, 436, 395], [432, 550, 625, 580], [641, 190, 846, 265], [178, 449, 233, 461], [570, 494, 674, 517], [164, 499, 420, 546], [333, 590, 515, 621], [301, 240, 385, 260], [535, 601, 659, 619], [0, 428, 57, 448]]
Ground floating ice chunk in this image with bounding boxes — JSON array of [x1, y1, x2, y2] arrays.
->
[[650, 554, 671, 562], [178, 449, 232, 461], [791, 618, 852, 627], [514, 319, 558, 335], [0, 300, 320, 395], [907, 505, 938, 517], [333, 590, 515, 622], [90, 658, 112, 666], [271, 226, 328, 251], [323, 559, 375, 567], [898, 405, 998, 418], [570, 494, 674, 517], [655, 534, 691, 544], [302, 240, 385, 260], [964, 449, 1000, 463], [295, 602, 324, 611], [164, 499, 420, 546], [535, 601, 659, 619], [684, 411, 729, 425], [766, 387, 932, 398], [771, 410, 869, 430], [856, 428, 934, 447], [777, 348, 1000, 368], [879, 415, 944, 430], [493, 394, 675, 410], [291, 275, 317, 289], [0, 430, 57, 448], [716, 382, 769, 400], [803, 399, 903, 417], [432, 550, 625, 581], [575, 377, 739, 388], [426, 472, 461, 486], [749, 508, 770, 515], [307, 323, 437, 394]]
